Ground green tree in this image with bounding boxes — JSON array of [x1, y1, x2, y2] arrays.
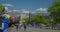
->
[[48, 0, 60, 24], [32, 14, 49, 25], [23, 18, 29, 25], [0, 3, 3, 14]]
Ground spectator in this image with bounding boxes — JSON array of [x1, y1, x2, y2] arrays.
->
[[0, 16, 4, 32], [23, 20, 27, 30], [2, 17, 9, 32]]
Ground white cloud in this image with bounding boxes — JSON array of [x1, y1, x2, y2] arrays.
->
[[5, 7, 8, 10], [2, 4, 13, 7], [31, 11, 36, 14], [22, 10, 29, 13], [12, 10, 21, 13], [10, 9, 29, 13], [8, 10, 12, 12], [36, 8, 48, 13], [22, 9, 29, 13], [8, 9, 20, 11], [36, 8, 47, 11], [13, 10, 17, 12]]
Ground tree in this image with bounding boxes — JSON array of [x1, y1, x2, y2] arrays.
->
[[0, 3, 3, 14], [32, 14, 49, 25], [23, 18, 29, 25], [48, 0, 60, 24]]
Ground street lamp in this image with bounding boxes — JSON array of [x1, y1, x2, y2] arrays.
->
[[29, 10, 30, 22], [28, 8, 31, 24]]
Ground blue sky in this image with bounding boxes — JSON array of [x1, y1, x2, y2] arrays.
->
[[0, 0, 53, 13]]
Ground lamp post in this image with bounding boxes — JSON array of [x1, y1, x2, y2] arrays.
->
[[29, 12, 31, 22], [29, 9, 31, 23], [28, 8, 31, 25]]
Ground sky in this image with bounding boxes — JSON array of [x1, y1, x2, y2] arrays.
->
[[0, 0, 53, 13]]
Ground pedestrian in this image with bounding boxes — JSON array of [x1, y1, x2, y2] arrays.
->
[[33, 22, 36, 28], [15, 23, 19, 31], [2, 17, 9, 32], [19, 20, 23, 29], [24, 24, 26, 30], [23, 20, 27, 30], [0, 16, 4, 32], [14, 18, 19, 31], [8, 17, 12, 27], [39, 23, 42, 29]]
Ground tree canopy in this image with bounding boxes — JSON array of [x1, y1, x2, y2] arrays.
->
[[23, 18, 29, 25], [0, 3, 3, 14], [48, 0, 60, 24], [32, 14, 49, 25]]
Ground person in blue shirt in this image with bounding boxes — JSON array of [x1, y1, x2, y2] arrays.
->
[[0, 16, 4, 32], [2, 17, 8, 32]]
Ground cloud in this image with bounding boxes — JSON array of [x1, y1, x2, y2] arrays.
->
[[9, 9, 29, 14], [36, 8, 48, 13], [13, 10, 17, 12], [31, 11, 36, 14], [2, 4, 13, 7], [12, 10, 21, 13], [22, 9, 29, 13], [36, 8, 47, 11], [8, 10, 12, 12], [5, 7, 8, 10]]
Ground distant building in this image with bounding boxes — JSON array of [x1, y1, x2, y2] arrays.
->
[[21, 13, 29, 19]]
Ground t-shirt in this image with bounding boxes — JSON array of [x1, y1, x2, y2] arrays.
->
[[3, 18, 8, 30]]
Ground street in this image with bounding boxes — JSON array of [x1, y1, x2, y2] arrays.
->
[[5, 26, 60, 32]]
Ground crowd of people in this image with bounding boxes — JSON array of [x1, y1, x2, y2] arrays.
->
[[0, 15, 27, 32], [0, 7, 27, 32]]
